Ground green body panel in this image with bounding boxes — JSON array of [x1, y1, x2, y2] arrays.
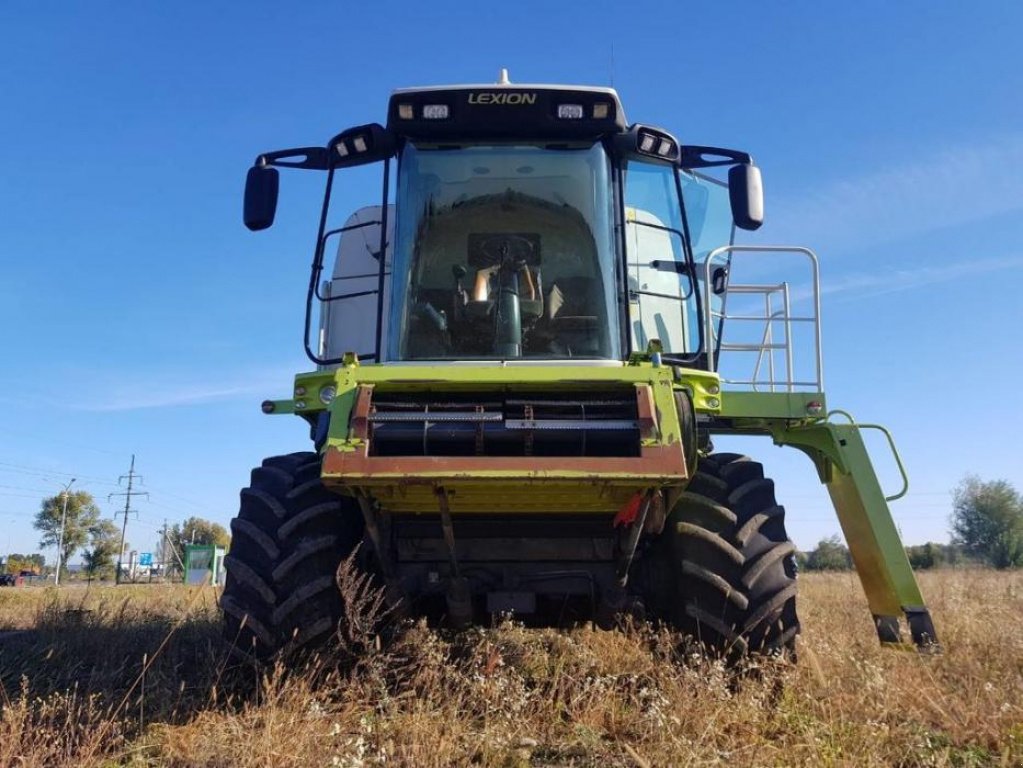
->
[[265, 361, 937, 646], [282, 367, 816, 423], [718, 391, 826, 421], [769, 420, 936, 646], [298, 361, 721, 514]]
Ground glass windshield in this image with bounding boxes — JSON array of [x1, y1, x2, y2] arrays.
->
[[388, 143, 620, 361], [623, 161, 700, 356]]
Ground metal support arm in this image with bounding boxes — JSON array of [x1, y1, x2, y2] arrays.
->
[[772, 420, 940, 650]]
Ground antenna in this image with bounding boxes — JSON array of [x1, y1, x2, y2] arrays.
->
[[609, 43, 615, 88], [498, 68, 511, 85]]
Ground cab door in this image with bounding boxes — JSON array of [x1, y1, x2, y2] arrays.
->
[[623, 161, 696, 355]]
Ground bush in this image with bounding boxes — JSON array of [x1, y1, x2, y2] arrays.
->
[[801, 535, 852, 571]]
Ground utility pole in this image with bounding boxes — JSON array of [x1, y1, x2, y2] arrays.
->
[[159, 519, 168, 579], [109, 455, 148, 584], [54, 478, 76, 587], [160, 518, 185, 581]]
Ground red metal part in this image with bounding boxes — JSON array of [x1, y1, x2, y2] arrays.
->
[[613, 493, 644, 527]]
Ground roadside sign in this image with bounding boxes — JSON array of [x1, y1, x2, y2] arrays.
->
[[139, 552, 153, 566]]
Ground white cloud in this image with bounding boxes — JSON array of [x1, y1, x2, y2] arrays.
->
[[767, 134, 1023, 249], [62, 364, 300, 412], [78, 384, 267, 412], [725, 253, 1023, 315], [822, 254, 1023, 300]]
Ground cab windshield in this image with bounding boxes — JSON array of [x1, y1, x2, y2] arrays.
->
[[388, 142, 621, 361]]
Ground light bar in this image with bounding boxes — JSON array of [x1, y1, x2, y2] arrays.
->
[[423, 104, 450, 119], [557, 103, 584, 119]]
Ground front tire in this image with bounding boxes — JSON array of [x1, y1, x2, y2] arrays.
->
[[647, 453, 800, 658], [221, 452, 363, 659]]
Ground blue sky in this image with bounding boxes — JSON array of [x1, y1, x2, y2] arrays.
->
[[1, 2, 1021, 560]]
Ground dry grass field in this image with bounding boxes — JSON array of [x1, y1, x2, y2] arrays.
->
[[0, 570, 1020, 767]]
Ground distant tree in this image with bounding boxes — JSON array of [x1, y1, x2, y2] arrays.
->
[[82, 519, 121, 580], [34, 491, 102, 573], [906, 542, 947, 570], [951, 475, 1023, 569], [990, 531, 1023, 570], [171, 517, 230, 550], [803, 535, 853, 571], [2, 553, 45, 574]]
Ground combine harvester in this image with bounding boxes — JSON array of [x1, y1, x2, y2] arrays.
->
[[223, 72, 938, 660]]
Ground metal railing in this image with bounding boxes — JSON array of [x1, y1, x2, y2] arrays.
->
[[703, 245, 823, 392]]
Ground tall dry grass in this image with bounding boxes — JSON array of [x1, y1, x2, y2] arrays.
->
[[0, 570, 1020, 767]]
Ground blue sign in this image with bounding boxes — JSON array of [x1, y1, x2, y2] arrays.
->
[[138, 552, 153, 566]]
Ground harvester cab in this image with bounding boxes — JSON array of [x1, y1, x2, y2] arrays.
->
[[223, 73, 938, 661]]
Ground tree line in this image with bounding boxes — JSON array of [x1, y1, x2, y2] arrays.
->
[[9, 474, 1021, 578], [797, 536, 964, 571], [799, 475, 1023, 571], [7, 490, 230, 581]]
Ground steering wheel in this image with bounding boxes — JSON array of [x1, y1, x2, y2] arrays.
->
[[476, 234, 537, 268]]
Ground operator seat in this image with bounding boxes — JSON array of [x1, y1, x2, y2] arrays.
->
[[465, 263, 543, 321]]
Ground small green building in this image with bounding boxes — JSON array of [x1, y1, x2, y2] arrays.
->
[[183, 544, 226, 586]]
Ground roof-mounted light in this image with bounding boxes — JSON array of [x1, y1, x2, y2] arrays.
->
[[557, 103, 584, 119], [592, 102, 610, 119], [622, 126, 681, 164], [397, 103, 414, 120], [328, 123, 395, 169], [422, 104, 450, 119]]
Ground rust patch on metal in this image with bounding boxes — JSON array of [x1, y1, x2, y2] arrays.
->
[[322, 442, 687, 484], [643, 490, 667, 535], [350, 385, 374, 440], [635, 384, 658, 439]]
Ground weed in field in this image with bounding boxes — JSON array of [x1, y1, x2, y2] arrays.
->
[[0, 570, 1020, 766]]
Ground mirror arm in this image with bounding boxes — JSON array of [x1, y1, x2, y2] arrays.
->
[[256, 146, 331, 171], [679, 145, 753, 169]]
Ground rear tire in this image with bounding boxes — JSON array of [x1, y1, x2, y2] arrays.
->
[[646, 453, 800, 658], [221, 452, 363, 659]]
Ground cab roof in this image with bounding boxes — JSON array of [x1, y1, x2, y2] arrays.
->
[[386, 82, 628, 141]]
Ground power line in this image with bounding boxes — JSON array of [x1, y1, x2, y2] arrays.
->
[[143, 486, 222, 517], [0, 483, 66, 493], [146, 497, 212, 517], [0, 461, 120, 487]]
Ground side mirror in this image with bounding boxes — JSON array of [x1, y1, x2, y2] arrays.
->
[[727, 164, 764, 231], [243, 165, 280, 231]]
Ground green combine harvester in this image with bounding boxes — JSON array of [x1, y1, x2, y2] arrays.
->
[[223, 72, 938, 660]]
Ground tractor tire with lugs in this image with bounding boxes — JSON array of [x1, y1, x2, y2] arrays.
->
[[649, 452, 800, 657], [221, 452, 363, 659]]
